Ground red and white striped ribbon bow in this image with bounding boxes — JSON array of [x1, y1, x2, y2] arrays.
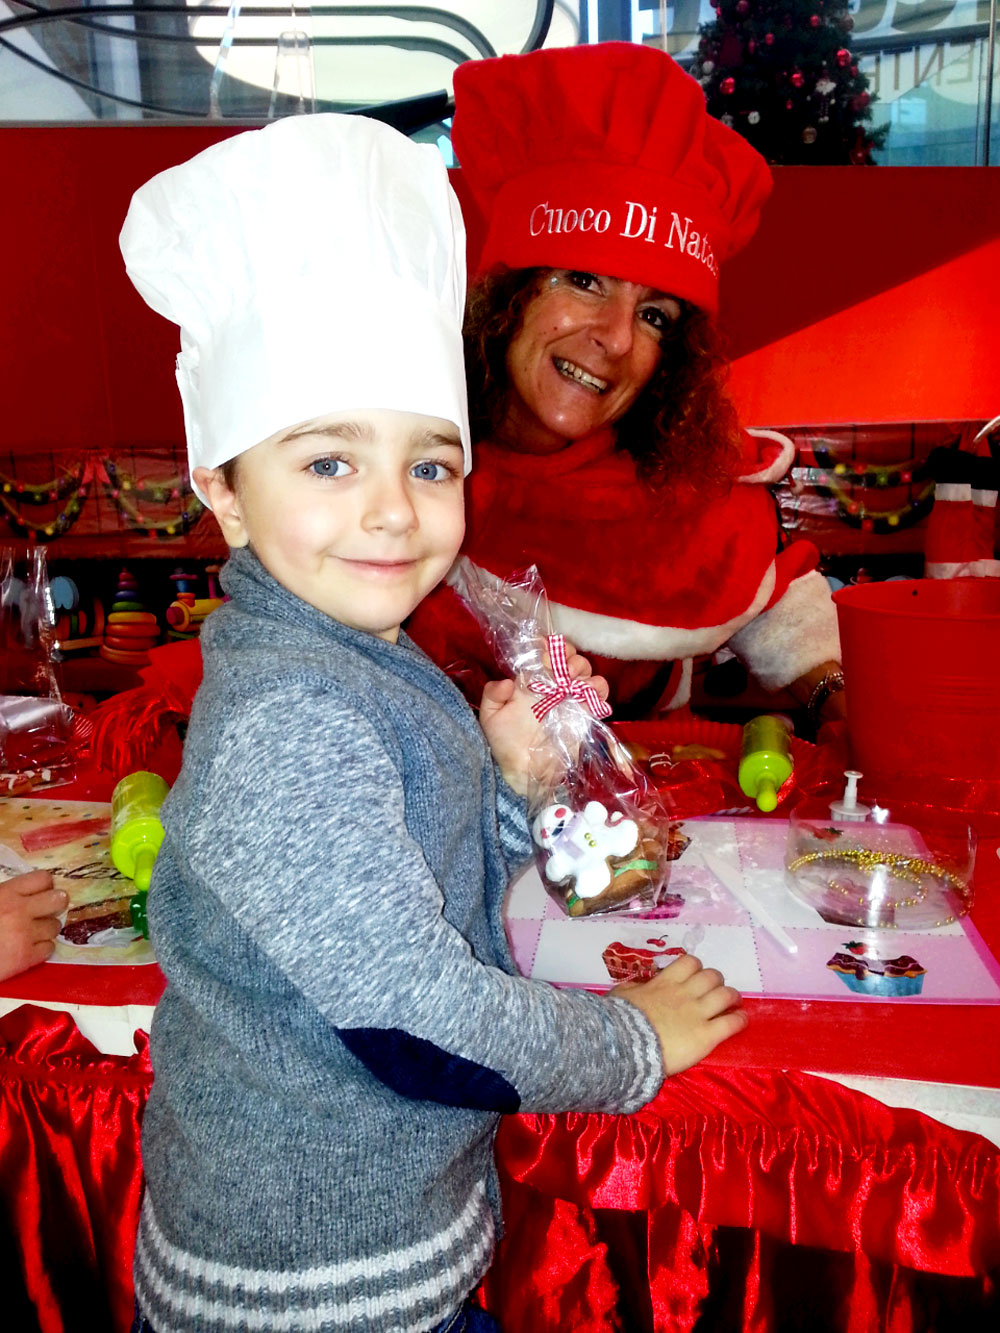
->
[[528, 634, 612, 722]]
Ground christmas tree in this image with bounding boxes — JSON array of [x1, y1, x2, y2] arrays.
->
[[692, 1, 887, 165]]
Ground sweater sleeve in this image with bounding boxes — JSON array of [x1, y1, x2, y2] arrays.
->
[[182, 685, 663, 1117], [493, 765, 533, 874]]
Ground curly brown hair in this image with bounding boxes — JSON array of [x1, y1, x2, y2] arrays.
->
[[463, 267, 743, 496]]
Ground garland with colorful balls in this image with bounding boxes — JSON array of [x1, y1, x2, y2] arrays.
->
[[793, 442, 935, 534], [0, 456, 204, 542], [0, 465, 90, 540], [797, 443, 929, 491], [101, 460, 205, 538]]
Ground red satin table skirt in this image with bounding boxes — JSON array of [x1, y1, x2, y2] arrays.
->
[[2, 1005, 999, 1333]]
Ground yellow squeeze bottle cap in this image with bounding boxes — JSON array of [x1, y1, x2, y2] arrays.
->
[[132, 844, 159, 892], [754, 778, 778, 813]]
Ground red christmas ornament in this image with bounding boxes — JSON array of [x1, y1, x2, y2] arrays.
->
[[721, 76, 736, 95], [785, 99, 794, 110], [765, 32, 775, 45], [836, 48, 851, 67], [748, 38, 756, 53], [851, 64, 859, 76], [810, 13, 821, 25], [791, 71, 804, 88], [736, 0, 750, 12], [853, 90, 870, 110], [900, 471, 912, 484]]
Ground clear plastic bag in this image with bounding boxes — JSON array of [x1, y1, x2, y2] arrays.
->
[[0, 548, 78, 789], [454, 563, 681, 916]]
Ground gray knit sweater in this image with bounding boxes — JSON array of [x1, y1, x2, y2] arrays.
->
[[133, 547, 663, 1333]]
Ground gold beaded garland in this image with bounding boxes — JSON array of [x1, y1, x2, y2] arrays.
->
[[786, 847, 970, 927]]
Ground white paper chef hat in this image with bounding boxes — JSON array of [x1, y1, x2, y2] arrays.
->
[[120, 114, 470, 503]]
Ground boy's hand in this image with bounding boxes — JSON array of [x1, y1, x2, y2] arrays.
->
[[612, 952, 747, 1076], [479, 643, 609, 796], [0, 871, 67, 981]]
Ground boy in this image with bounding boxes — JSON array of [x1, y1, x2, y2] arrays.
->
[[121, 113, 744, 1333]]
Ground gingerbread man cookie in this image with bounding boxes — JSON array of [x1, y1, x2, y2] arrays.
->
[[531, 800, 640, 899]]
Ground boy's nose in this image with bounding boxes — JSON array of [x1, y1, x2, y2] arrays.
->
[[361, 477, 418, 535]]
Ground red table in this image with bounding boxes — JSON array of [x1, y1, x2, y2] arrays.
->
[[2, 769, 999, 1331]]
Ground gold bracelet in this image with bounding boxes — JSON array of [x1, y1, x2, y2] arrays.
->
[[787, 848, 971, 924]]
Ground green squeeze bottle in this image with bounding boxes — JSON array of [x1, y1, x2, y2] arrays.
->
[[738, 715, 793, 813], [110, 772, 169, 937]]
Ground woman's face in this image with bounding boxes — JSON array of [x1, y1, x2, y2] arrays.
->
[[500, 270, 681, 454]]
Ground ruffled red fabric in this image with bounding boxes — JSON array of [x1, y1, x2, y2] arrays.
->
[[2, 1005, 999, 1331], [0, 1006, 151, 1333], [479, 1066, 1000, 1330]]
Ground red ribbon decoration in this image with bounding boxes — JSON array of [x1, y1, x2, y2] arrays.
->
[[529, 634, 613, 721]]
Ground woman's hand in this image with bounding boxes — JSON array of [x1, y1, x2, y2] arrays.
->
[[0, 870, 67, 981], [479, 642, 609, 796]]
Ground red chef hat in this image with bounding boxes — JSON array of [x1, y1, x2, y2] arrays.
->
[[452, 42, 772, 314]]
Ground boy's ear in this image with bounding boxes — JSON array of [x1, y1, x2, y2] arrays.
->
[[193, 466, 250, 548]]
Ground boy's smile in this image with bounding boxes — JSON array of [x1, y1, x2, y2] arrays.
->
[[195, 408, 465, 642]]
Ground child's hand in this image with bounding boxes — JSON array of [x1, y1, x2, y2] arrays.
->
[[479, 643, 609, 796], [0, 871, 67, 981], [612, 952, 746, 1076]]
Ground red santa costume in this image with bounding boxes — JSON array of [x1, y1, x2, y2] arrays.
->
[[406, 43, 839, 716], [406, 425, 836, 716]]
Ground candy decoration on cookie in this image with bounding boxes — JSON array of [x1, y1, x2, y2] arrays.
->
[[532, 800, 639, 898]]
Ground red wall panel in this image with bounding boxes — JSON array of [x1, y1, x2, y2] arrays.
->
[[3, 125, 999, 460]]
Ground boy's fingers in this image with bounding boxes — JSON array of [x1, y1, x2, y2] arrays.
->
[[708, 1008, 750, 1044], [686, 966, 725, 998], [588, 674, 610, 701], [701, 985, 744, 1019], [658, 951, 702, 982]]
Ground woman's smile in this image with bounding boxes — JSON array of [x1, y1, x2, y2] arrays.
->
[[552, 357, 609, 394]]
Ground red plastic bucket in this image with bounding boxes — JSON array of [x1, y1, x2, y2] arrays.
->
[[833, 579, 1000, 795]]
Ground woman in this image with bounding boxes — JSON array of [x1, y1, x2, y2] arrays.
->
[[407, 42, 845, 730]]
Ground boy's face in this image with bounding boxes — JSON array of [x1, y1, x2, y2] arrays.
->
[[195, 409, 465, 642]]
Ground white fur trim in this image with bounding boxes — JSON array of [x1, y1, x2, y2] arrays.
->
[[926, 559, 1000, 579], [727, 570, 840, 690], [664, 658, 693, 710], [739, 429, 795, 485], [935, 483, 971, 503], [544, 568, 776, 660], [972, 489, 998, 508], [448, 557, 777, 661]]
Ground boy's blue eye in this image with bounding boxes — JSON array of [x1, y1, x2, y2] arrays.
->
[[309, 457, 349, 478], [411, 461, 451, 482]]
